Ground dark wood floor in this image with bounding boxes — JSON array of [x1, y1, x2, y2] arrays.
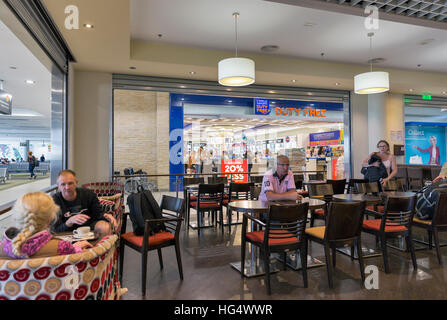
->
[[119, 212, 447, 300]]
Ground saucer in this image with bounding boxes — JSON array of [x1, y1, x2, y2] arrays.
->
[[72, 232, 95, 240]]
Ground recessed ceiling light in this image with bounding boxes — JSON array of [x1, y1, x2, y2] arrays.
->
[[409, 89, 414, 92], [443, 91, 447, 95], [83, 24, 94, 29], [25, 80, 35, 85], [268, 90, 276, 94], [292, 79, 296, 83], [129, 66, 136, 70], [260, 45, 279, 53], [189, 71, 196, 75], [179, 85, 186, 88], [335, 83, 340, 86]]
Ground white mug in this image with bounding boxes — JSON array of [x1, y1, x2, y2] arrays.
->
[[73, 226, 90, 236]]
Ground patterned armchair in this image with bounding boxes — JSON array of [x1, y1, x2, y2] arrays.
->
[[0, 235, 125, 300], [82, 182, 125, 236]]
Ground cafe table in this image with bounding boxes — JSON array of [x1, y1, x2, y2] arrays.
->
[[228, 198, 326, 277]]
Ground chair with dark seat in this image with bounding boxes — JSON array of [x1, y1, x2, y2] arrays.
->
[[383, 178, 406, 192], [241, 202, 310, 295], [354, 181, 383, 216], [119, 195, 184, 296], [327, 179, 347, 195], [207, 176, 228, 184], [222, 182, 254, 233], [305, 201, 366, 288], [347, 179, 368, 194], [189, 183, 225, 235], [183, 177, 204, 229], [413, 191, 447, 264], [362, 194, 417, 273], [308, 183, 333, 227]]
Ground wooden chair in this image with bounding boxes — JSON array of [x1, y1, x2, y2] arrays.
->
[[183, 177, 204, 229], [413, 191, 447, 264], [308, 183, 333, 227], [250, 175, 264, 184], [346, 179, 368, 194], [222, 182, 254, 233], [189, 183, 225, 235], [407, 167, 423, 191], [362, 194, 417, 273], [119, 195, 184, 296], [305, 201, 366, 288], [207, 176, 228, 184], [250, 185, 261, 200], [383, 178, 405, 192], [241, 202, 309, 295], [326, 179, 347, 195]]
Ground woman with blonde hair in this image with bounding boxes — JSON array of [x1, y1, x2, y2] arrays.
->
[[0, 192, 92, 259]]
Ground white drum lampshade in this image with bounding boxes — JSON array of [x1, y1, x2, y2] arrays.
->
[[354, 71, 389, 94], [218, 57, 255, 86]]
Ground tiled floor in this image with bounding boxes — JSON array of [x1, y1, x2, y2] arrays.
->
[[119, 194, 447, 300]]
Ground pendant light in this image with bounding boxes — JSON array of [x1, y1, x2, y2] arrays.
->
[[218, 13, 255, 87], [354, 32, 389, 94]]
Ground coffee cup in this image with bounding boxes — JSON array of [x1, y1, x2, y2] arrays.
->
[[73, 226, 91, 237]]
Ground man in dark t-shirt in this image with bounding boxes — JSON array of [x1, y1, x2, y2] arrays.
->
[[53, 170, 117, 235]]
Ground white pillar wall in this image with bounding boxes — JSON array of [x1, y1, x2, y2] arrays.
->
[[367, 93, 387, 153], [385, 93, 405, 165]]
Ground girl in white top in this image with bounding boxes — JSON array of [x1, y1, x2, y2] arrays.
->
[[362, 140, 398, 186]]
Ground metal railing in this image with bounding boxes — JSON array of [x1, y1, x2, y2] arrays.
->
[[0, 185, 58, 216], [112, 170, 326, 198]]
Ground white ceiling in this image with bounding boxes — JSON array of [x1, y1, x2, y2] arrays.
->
[[0, 19, 52, 140], [131, 0, 447, 72]]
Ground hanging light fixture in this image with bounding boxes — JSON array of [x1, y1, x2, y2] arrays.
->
[[218, 13, 255, 87], [354, 32, 389, 94]]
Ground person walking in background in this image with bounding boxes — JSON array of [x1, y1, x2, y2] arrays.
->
[[40, 154, 45, 162], [412, 136, 441, 165], [362, 140, 398, 187], [27, 151, 37, 179]]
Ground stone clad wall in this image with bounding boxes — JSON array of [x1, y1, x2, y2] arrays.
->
[[114, 90, 170, 190]]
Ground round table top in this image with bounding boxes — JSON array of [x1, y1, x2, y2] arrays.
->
[[228, 198, 325, 213], [382, 191, 416, 198], [332, 193, 382, 205], [185, 184, 229, 190], [303, 180, 326, 185]]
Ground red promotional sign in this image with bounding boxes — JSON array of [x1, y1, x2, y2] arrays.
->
[[221, 160, 248, 183]]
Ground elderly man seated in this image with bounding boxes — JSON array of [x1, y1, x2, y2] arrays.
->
[[259, 155, 302, 202]]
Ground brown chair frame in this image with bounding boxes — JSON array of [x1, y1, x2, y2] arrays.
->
[[241, 202, 310, 295], [306, 201, 366, 288], [223, 182, 254, 233], [308, 183, 333, 227], [183, 177, 204, 230], [362, 195, 418, 273], [119, 195, 184, 296], [191, 183, 225, 235], [413, 191, 447, 264]]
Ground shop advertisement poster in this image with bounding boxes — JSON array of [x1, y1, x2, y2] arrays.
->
[[309, 130, 342, 146], [405, 124, 446, 165], [221, 160, 248, 183]]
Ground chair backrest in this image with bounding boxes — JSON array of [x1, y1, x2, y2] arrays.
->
[[250, 186, 261, 200], [294, 179, 303, 190], [326, 179, 346, 194], [198, 183, 225, 203], [183, 177, 204, 187], [207, 176, 228, 184], [265, 203, 309, 244], [354, 182, 379, 194], [160, 195, 184, 236], [431, 167, 442, 180], [229, 182, 254, 200], [83, 182, 124, 197], [324, 201, 366, 241], [308, 184, 333, 201], [383, 179, 405, 192], [347, 179, 368, 194], [381, 195, 416, 231], [432, 192, 447, 226], [250, 175, 263, 183]]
